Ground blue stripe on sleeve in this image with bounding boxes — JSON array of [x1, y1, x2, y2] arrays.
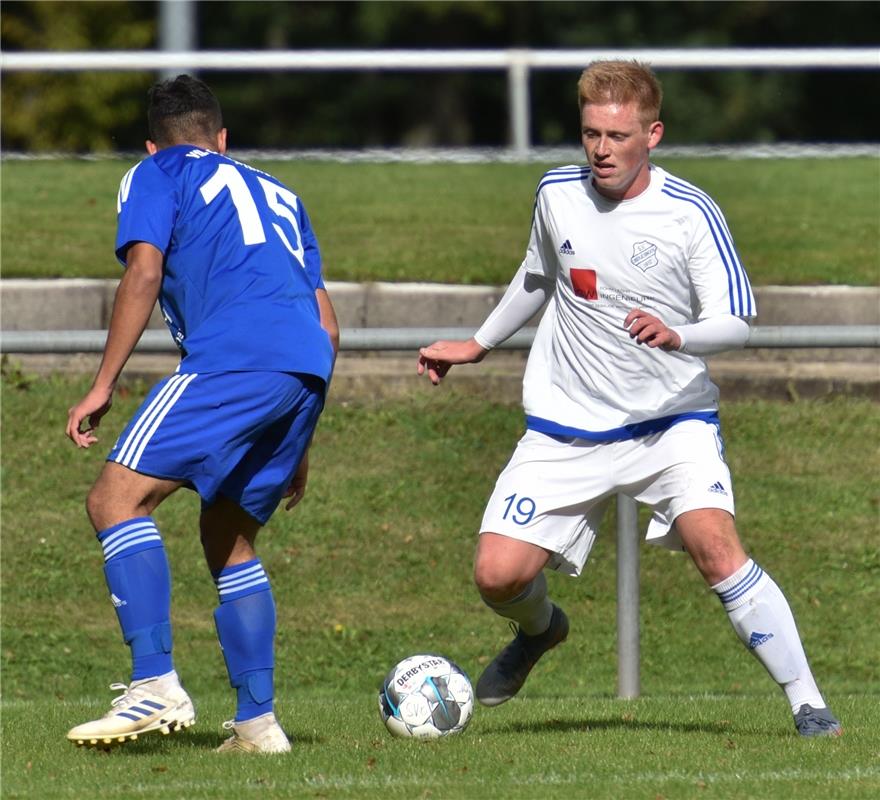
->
[[662, 177, 753, 317]]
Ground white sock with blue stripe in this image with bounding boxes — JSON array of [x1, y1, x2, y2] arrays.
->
[[213, 559, 276, 722], [713, 559, 825, 712], [98, 516, 174, 682]]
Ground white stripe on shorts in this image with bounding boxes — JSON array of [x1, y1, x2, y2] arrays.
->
[[113, 373, 198, 470]]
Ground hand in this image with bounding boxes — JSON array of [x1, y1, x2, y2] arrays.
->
[[283, 453, 309, 510], [624, 308, 681, 352], [66, 385, 114, 448], [417, 338, 487, 385]]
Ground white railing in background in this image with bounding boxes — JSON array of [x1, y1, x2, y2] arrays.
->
[[2, 326, 878, 353], [3, 47, 878, 154]]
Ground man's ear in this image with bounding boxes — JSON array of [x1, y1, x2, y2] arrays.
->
[[216, 128, 228, 155], [146, 140, 159, 155], [647, 121, 664, 151]]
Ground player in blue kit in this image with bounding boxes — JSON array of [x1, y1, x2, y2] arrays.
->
[[65, 75, 338, 753]]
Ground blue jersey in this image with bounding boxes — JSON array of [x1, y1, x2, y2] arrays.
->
[[115, 145, 334, 381]]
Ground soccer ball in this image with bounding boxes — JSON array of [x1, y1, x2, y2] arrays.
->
[[378, 654, 474, 739]]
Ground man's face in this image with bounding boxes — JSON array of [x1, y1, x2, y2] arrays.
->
[[580, 101, 663, 201]]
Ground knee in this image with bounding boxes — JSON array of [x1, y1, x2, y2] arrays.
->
[[675, 509, 747, 585], [85, 474, 144, 532], [85, 483, 110, 531], [473, 559, 530, 603], [686, 533, 748, 585]]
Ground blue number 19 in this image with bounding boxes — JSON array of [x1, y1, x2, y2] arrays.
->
[[502, 493, 536, 525]]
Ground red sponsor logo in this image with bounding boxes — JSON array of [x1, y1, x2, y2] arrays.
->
[[571, 268, 598, 301]]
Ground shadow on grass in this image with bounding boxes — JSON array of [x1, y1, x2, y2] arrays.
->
[[480, 715, 736, 736], [79, 728, 325, 756]]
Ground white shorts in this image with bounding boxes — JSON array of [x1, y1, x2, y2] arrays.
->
[[479, 419, 736, 576]]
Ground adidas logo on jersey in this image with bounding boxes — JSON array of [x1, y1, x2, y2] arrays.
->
[[110, 593, 127, 608], [708, 481, 728, 496], [748, 631, 774, 650], [558, 239, 575, 255]]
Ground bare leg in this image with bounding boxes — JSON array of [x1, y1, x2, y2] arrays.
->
[[200, 496, 262, 572], [86, 461, 183, 531], [673, 508, 747, 585]]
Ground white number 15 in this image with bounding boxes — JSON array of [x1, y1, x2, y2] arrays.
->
[[200, 164, 306, 268]]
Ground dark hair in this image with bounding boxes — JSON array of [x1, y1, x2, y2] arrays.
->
[[147, 74, 223, 147]]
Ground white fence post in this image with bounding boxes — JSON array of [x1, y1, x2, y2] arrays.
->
[[159, 0, 197, 81], [507, 49, 531, 155]]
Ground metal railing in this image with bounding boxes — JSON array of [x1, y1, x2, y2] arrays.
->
[[2, 325, 879, 353], [3, 47, 877, 154], [2, 323, 877, 698]]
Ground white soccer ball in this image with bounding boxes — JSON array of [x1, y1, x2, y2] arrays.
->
[[378, 654, 474, 739]]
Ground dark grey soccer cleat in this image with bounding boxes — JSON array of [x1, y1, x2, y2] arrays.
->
[[476, 604, 569, 707], [794, 704, 842, 737]]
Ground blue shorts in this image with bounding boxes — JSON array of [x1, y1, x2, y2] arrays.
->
[[108, 371, 325, 524]]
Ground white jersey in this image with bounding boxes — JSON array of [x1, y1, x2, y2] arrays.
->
[[521, 163, 755, 440]]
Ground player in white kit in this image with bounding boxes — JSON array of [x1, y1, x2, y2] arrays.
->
[[418, 60, 840, 737]]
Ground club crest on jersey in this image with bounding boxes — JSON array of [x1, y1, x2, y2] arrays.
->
[[630, 240, 659, 271]]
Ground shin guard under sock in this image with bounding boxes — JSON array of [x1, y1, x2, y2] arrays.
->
[[98, 517, 173, 681], [213, 559, 276, 722], [713, 559, 825, 711]]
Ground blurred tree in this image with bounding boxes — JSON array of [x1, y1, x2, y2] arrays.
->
[[1, 1, 155, 151], [1, 0, 876, 151]]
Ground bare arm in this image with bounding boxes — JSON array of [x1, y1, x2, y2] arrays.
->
[[316, 287, 339, 357], [282, 286, 338, 510], [66, 242, 163, 447]]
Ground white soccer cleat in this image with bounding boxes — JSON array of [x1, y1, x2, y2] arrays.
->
[[215, 712, 291, 754], [66, 672, 195, 747]]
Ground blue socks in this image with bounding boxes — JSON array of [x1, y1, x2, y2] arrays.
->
[[97, 520, 276, 721], [98, 517, 173, 681], [213, 559, 276, 722]]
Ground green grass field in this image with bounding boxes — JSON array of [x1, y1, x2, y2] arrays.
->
[[1, 372, 878, 799], [2, 156, 879, 285], [2, 154, 879, 796]]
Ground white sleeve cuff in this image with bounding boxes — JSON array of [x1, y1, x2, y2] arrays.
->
[[672, 315, 751, 355], [473, 265, 553, 350]]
